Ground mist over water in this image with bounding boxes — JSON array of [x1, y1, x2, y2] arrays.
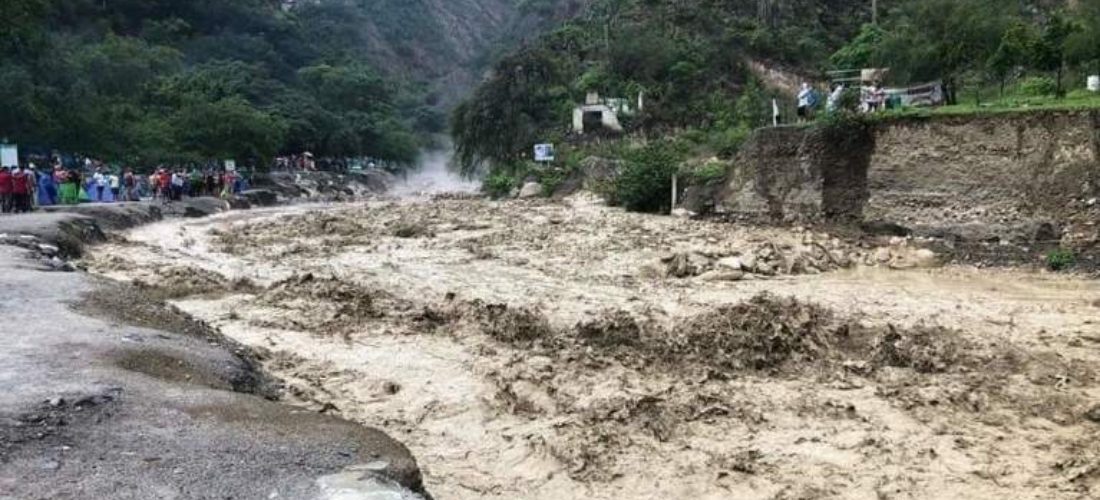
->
[[391, 150, 481, 197]]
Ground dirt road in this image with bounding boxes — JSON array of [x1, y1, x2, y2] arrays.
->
[[86, 195, 1100, 499]]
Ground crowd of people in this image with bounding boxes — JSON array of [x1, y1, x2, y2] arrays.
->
[[0, 156, 252, 215], [793, 80, 897, 123]]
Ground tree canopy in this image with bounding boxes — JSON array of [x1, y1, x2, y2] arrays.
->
[[0, 0, 431, 167]]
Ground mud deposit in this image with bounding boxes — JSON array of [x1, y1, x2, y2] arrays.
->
[[85, 195, 1100, 499]]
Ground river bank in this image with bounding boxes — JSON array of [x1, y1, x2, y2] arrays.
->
[[0, 199, 431, 499]]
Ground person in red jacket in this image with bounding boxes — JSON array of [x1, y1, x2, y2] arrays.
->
[[10, 167, 30, 213], [0, 166, 12, 213]]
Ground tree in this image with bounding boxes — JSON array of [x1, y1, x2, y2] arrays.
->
[[1, 0, 49, 55], [829, 23, 885, 70], [987, 22, 1035, 97], [1029, 12, 1079, 97], [171, 97, 287, 164], [877, 0, 1011, 104]]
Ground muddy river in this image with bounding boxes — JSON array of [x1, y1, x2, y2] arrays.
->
[[86, 195, 1100, 499]]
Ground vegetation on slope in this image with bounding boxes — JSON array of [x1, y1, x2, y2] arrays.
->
[[0, 0, 429, 167], [453, 0, 1100, 197]]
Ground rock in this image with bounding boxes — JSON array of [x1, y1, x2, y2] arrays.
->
[[1087, 198, 1097, 207], [699, 270, 745, 282], [740, 253, 758, 271], [861, 220, 912, 237], [509, 380, 557, 414], [671, 208, 695, 218], [666, 252, 711, 278], [912, 249, 939, 268], [242, 189, 279, 207], [518, 182, 543, 199], [183, 206, 210, 218], [716, 257, 744, 271], [1086, 404, 1100, 423], [37, 244, 60, 257], [226, 198, 252, 210], [874, 247, 892, 263]]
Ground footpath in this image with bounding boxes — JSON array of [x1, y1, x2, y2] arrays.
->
[[0, 199, 429, 499]]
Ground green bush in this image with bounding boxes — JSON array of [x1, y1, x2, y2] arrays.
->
[[1020, 76, 1057, 96], [484, 171, 517, 199], [615, 140, 687, 213], [536, 167, 567, 196], [686, 160, 728, 185], [707, 126, 751, 158], [1045, 248, 1076, 271]]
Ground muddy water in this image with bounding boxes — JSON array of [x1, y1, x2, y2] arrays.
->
[[87, 198, 1100, 499]]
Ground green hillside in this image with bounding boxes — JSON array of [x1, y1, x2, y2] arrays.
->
[[452, 0, 1100, 178]]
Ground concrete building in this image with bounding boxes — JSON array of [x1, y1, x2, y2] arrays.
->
[[572, 92, 643, 134]]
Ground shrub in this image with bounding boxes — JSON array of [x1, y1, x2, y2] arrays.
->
[[615, 140, 687, 213], [1046, 248, 1076, 271], [536, 167, 567, 196], [707, 125, 751, 158], [484, 171, 517, 199], [682, 160, 728, 185], [1020, 76, 1057, 96]]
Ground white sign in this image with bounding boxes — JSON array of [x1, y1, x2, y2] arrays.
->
[[534, 144, 555, 162], [224, 159, 237, 172], [0, 144, 17, 168]]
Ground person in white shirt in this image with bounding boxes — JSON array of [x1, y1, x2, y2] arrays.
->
[[93, 170, 107, 202], [108, 172, 121, 201]]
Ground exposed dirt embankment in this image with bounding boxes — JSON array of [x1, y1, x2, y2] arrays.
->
[[720, 110, 1100, 269]]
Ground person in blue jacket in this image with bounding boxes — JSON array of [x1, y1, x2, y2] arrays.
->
[[36, 166, 58, 206]]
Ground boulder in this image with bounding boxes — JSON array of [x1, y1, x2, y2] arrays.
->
[[716, 257, 745, 271], [518, 182, 544, 199], [241, 189, 279, 207], [699, 270, 745, 282], [739, 253, 758, 272], [912, 248, 939, 268]]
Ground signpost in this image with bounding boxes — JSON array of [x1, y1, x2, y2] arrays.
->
[[0, 144, 18, 168], [534, 144, 555, 163]]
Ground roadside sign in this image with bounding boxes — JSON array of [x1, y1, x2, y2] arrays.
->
[[0, 144, 17, 168], [534, 144, 555, 162], [225, 159, 237, 172]]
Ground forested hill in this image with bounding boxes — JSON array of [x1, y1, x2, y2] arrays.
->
[[0, 0, 579, 168]]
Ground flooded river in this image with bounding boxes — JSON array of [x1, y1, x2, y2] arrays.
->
[[86, 196, 1100, 499]]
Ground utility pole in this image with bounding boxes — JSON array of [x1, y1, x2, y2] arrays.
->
[[872, 0, 878, 25]]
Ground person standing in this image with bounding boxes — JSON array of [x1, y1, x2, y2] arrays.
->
[[36, 166, 57, 206], [109, 171, 120, 202], [93, 169, 107, 202], [158, 169, 171, 203], [0, 166, 11, 213], [10, 167, 29, 213], [797, 82, 818, 123], [122, 169, 136, 201]]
